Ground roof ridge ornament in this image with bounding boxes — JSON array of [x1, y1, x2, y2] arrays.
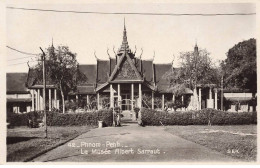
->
[[194, 39, 199, 52], [107, 48, 111, 59], [171, 54, 175, 66], [113, 46, 117, 56], [134, 45, 137, 55], [94, 50, 99, 60], [139, 48, 143, 60]]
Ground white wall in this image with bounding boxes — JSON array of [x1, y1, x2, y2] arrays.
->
[[7, 93, 31, 99], [224, 93, 252, 98]]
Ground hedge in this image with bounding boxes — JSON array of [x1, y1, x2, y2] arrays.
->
[[7, 109, 113, 127], [140, 108, 257, 126]]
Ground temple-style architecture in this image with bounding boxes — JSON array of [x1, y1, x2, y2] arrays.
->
[[69, 21, 182, 112], [9, 21, 255, 115]]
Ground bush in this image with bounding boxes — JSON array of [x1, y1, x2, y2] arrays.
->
[[7, 112, 29, 127], [7, 109, 113, 127], [140, 108, 257, 126]]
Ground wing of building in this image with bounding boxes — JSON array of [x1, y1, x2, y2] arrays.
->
[[6, 73, 31, 113]]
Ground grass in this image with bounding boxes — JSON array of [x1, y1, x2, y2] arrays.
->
[[7, 126, 94, 162], [165, 125, 257, 162]]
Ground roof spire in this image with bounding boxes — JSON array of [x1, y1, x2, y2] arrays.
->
[[124, 17, 126, 31], [118, 18, 130, 54], [194, 39, 198, 52], [51, 37, 54, 47], [123, 18, 127, 44]]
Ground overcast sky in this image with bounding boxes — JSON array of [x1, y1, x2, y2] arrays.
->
[[6, 3, 256, 72]]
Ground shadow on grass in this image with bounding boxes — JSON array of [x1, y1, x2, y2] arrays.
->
[[7, 137, 38, 145]]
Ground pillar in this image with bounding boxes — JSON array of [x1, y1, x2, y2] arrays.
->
[[97, 92, 100, 110], [49, 89, 52, 111], [110, 84, 114, 108], [54, 89, 57, 109], [139, 84, 142, 108], [172, 94, 175, 103], [37, 89, 40, 111], [35, 90, 37, 111], [199, 88, 202, 110], [182, 95, 184, 111], [86, 95, 89, 104], [57, 100, 59, 109], [40, 89, 43, 110], [215, 89, 218, 110], [162, 94, 165, 110], [118, 84, 120, 107], [152, 91, 154, 109], [209, 87, 212, 99], [131, 84, 134, 110], [76, 94, 78, 100], [31, 89, 35, 111]]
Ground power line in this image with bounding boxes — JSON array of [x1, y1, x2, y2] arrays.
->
[[7, 55, 39, 61], [6, 46, 39, 56], [7, 60, 38, 66], [7, 6, 256, 16]]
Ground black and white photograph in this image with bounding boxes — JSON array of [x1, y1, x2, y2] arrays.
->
[[2, 1, 258, 164]]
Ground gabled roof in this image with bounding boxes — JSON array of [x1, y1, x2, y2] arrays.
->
[[109, 51, 142, 82], [78, 64, 97, 85], [142, 60, 154, 83], [27, 68, 56, 88], [154, 64, 172, 93], [76, 85, 96, 94], [97, 60, 110, 84], [6, 73, 29, 94]]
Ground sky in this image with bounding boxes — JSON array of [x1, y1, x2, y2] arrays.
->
[[6, 3, 256, 72]]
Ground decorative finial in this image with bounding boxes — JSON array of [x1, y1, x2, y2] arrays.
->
[[153, 51, 155, 60], [124, 17, 126, 30], [139, 48, 143, 60], [27, 61, 30, 68], [94, 50, 98, 60], [134, 45, 137, 55], [113, 46, 117, 56], [52, 37, 54, 47], [194, 38, 198, 52], [107, 48, 111, 59], [171, 54, 175, 66]]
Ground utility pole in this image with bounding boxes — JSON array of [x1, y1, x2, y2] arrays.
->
[[40, 47, 47, 138], [221, 75, 224, 111]]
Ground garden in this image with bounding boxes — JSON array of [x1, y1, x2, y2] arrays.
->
[[6, 109, 114, 162], [139, 107, 257, 161]]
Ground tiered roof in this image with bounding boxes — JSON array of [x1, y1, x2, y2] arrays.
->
[[26, 21, 175, 94]]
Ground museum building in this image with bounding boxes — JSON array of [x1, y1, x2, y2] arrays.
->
[[7, 22, 222, 114]]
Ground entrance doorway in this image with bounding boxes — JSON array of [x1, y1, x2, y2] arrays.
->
[[121, 93, 131, 111]]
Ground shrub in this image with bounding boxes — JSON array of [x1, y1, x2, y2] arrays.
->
[[7, 112, 29, 127], [7, 109, 113, 127], [140, 108, 257, 126]]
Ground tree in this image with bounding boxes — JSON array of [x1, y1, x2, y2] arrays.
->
[[221, 38, 256, 96], [164, 48, 219, 109], [33, 45, 86, 113]]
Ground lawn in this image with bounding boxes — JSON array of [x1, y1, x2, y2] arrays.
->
[[165, 125, 257, 162], [7, 126, 94, 162]]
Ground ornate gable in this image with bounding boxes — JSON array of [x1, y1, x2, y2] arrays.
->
[[113, 57, 138, 80], [107, 20, 142, 82]]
